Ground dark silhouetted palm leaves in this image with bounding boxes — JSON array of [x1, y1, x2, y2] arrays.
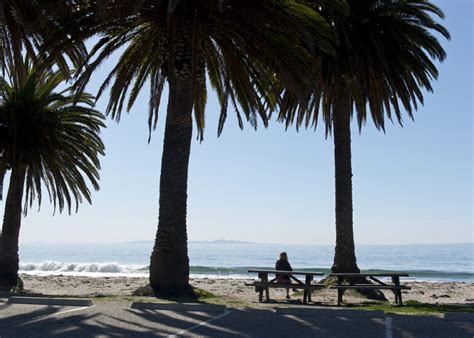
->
[[0, 0, 85, 75], [279, 0, 450, 272], [0, 60, 105, 290], [53, 0, 343, 295]]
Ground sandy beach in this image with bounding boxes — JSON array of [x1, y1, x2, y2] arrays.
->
[[18, 274, 474, 306]]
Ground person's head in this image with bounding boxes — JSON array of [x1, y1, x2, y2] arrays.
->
[[279, 252, 288, 261]]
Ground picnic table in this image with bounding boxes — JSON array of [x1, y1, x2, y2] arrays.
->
[[246, 269, 324, 304], [329, 273, 411, 306]]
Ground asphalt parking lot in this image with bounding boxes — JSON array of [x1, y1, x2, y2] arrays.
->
[[1, 296, 473, 337]]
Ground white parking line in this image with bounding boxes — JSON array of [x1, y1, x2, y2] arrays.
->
[[168, 309, 232, 337], [0, 305, 94, 329], [385, 316, 393, 338], [53, 305, 94, 316]]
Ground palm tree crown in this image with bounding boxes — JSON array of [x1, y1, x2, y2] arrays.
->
[[282, 0, 450, 132], [70, 0, 341, 138], [0, 60, 105, 213], [0, 1, 86, 74]]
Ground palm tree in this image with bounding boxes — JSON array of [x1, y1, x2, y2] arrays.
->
[[0, 59, 105, 290], [55, 0, 343, 296], [0, 0, 87, 199], [0, 0, 85, 73], [280, 0, 450, 273]]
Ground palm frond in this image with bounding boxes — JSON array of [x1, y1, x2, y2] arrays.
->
[[0, 59, 105, 214]]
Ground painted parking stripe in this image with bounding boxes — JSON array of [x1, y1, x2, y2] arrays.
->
[[0, 305, 94, 329], [168, 309, 232, 337], [53, 305, 94, 316], [385, 316, 393, 338]]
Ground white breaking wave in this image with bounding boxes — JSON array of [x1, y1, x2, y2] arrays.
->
[[19, 261, 128, 273]]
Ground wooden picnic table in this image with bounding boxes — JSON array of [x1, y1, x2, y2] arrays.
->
[[329, 273, 411, 306], [247, 269, 325, 304]]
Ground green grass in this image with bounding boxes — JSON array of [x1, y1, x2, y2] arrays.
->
[[193, 288, 218, 300], [89, 288, 222, 305], [351, 300, 474, 315]]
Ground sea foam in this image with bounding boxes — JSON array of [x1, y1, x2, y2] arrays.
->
[[19, 261, 128, 273]]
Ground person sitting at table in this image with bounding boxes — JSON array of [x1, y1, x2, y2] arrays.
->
[[275, 251, 293, 299]]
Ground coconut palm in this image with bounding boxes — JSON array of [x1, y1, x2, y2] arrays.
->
[[0, 59, 105, 290], [54, 0, 344, 295], [280, 0, 450, 272]]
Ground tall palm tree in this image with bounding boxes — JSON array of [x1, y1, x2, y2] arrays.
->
[[0, 59, 105, 290], [280, 0, 450, 273], [54, 0, 343, 296]]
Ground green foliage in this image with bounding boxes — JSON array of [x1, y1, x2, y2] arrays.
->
[[279, 0, 450, 134], [0, 58, 105, 213], [53, 1, 340, 140], [0, 1, 86, 75]]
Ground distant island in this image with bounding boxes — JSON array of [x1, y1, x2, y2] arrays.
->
[[192, 240, 258, 245], [120, 239, 259, 245]]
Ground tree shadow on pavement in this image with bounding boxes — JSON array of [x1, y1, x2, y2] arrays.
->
[[1, 304, 473, 337]]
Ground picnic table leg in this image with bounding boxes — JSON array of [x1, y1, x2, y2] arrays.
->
[[337, 276, 344, 306], [337, 289, 343, 306], [393, 291, 398, 305], [257, 272, 268, 302], [395, 288, 403, 305], [392, 276, 403, 305], [305, 275, 313, 302], [261, 273, 270, 301]]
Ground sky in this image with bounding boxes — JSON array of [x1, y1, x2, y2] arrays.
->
[[3, 0, 472, 245]]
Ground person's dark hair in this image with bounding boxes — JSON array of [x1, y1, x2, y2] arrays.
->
[[279, 252, 288, 261]]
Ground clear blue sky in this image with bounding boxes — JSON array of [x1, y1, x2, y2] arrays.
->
[[6, 0, 473, 245]]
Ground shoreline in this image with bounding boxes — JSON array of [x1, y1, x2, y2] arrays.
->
[[18, 274, 474, 306], [18, 270, 474, 283]]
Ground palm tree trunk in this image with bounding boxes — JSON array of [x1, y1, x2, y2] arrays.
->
[[0, 165, 26, 290], [0, 164, 7, 201], [149, 15, 195, 296], [331, 86, 360, 273]]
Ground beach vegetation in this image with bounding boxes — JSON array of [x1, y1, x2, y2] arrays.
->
[[0, 59, 105, 290]]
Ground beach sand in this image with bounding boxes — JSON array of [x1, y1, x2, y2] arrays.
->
[[19, 274, 474, 307]]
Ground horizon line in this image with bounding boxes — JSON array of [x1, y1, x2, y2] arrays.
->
[[19, 240, 474, 246]]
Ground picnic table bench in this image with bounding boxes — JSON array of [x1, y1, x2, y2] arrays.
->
[[329, 273, 411, 306], [246, 269, 324, 304]]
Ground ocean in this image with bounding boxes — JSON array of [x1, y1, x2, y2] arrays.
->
[[18, 241, 474, 282]]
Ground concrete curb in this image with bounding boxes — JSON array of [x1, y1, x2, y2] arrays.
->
[[131, 302, 227, 312], [8, 296, 92, 307], [275, 307, 385, 318], [444, 312, 474, 322]]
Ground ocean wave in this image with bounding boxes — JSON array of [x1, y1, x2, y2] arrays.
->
[[19, 261, 128, 273], [18, 262, 474, 282]]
